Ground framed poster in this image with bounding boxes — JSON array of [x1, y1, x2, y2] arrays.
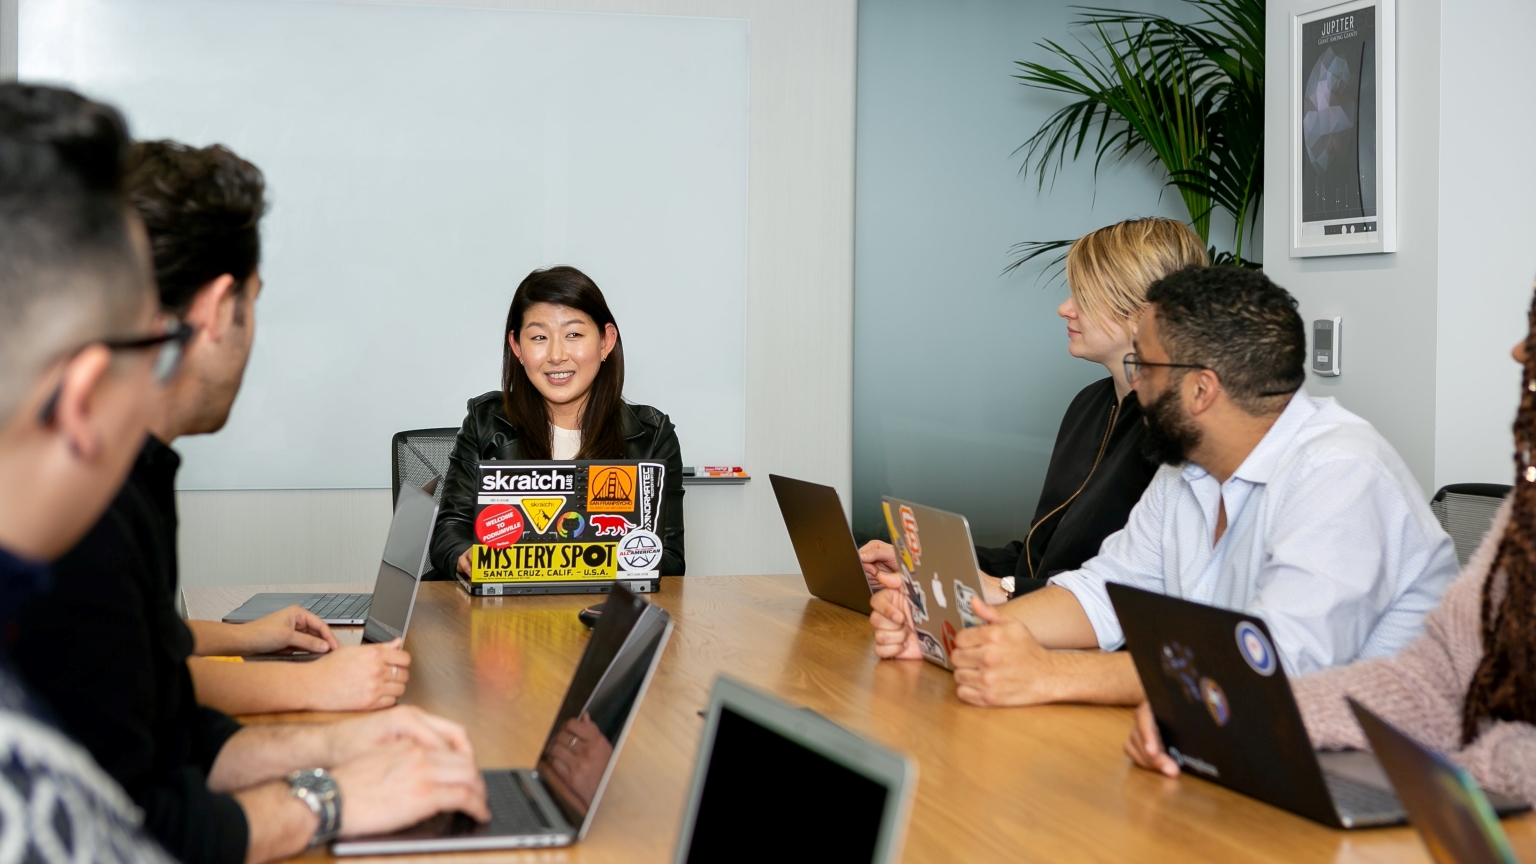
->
[[1290, 0, 1396, 257]]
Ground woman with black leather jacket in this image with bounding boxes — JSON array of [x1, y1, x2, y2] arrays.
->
[[429, 266, 685, 578]]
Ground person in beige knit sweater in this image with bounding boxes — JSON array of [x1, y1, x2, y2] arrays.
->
[[1126, 294, 1536, 805]]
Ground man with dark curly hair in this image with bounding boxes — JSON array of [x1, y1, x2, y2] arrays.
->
[[869, 266, 1458, 708]]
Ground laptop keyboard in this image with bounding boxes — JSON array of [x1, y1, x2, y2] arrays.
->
[[301, 593, 371, 621], [1325, 772, 1401, 817], [485, 771, 552, 834]]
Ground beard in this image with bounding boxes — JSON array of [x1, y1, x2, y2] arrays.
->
[[1140, 385, 1203, 466]]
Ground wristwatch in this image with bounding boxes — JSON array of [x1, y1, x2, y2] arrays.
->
[[286, 768, 341, 847], [999, 576, 1016, 599]]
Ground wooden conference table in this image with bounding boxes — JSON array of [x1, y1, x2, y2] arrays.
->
[[186, 576, 1536, 863]]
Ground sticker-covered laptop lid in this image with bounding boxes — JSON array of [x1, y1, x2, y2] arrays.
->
[[470, 461, 666, 585], [878, 497, 989, 671]]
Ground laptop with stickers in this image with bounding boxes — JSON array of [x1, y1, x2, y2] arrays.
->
[[456, 460, 666, 597], [878, 497, 992, 671], [1108, 584, 1528, 828]]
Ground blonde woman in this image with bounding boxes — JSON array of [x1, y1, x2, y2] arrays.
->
[[860, 217, 1208, 596]]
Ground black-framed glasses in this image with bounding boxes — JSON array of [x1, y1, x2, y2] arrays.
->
[[106, 319, 195, 383], [38, 319, 196, 423], [1123, 352, 1206, 383]]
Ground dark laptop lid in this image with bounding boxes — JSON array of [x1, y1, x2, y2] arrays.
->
[[672, 677, 916, 864], [769, 474, 874, 615], [1107, 583, 1340, 826], [1350, 699, 1524, 864], [533, 582, 672, 836], [362, 479, 439, 644]]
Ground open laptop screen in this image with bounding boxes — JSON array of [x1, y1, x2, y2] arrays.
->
[[682, 706, 888, 862], [363, 483, 437, 643], [534, 586, 667, 830]]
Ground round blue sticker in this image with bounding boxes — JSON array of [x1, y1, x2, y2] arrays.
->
[[1235, 621, 1277, 676]]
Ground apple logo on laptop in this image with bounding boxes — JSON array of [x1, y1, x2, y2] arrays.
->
[[931, 576, 946, 608]]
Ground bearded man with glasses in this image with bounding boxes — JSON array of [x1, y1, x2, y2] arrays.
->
[[868, 266, 1458, 708]]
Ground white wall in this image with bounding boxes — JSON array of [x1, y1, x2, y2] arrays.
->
[[1433, 0, 1536, 488], [157, 0, 857, 585], [1264, 0, 1536, 495]]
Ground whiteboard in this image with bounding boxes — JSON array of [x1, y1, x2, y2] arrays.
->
[[21, 0, 749, 489]]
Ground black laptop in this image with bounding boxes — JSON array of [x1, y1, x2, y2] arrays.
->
[[332, 582, 672, 855], [1108, 584, 1528, 828], [223, 478, 439, 631], [1351, 699, 1527, 863], [768, 474, 878, 615]]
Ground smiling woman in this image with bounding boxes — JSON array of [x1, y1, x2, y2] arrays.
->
[[429, 267, 686, 579]]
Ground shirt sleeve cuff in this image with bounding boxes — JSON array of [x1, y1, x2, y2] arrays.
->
[[1048, 570, 1125, 651]]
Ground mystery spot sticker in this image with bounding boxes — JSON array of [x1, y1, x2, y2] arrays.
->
[[617, 529, 663, 572], [475, 504, 524, 549]]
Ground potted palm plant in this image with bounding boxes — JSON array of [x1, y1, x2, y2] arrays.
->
[[1007, 0, 1265, 272]]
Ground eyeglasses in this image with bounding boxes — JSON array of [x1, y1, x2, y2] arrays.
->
[[1123, 352, 1206, 383], [38, 318, 196, 422], [107, 319, 196, 383]]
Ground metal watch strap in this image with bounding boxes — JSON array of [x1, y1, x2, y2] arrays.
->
[[286, 768, 341, 847]]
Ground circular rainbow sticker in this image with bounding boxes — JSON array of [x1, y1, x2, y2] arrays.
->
[[1235, 621, 1277, 676]]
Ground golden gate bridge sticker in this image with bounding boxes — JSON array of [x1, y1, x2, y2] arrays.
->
[[616, 529, 663, 572]]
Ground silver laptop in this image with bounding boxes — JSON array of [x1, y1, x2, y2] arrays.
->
[[879, 496, 992, 670], [673, 676, 916, 864], [769, 474, 878, 615], [332, 583, 672, 855], [1110, 584, 1528, 828], [223, 478, 439, 630]]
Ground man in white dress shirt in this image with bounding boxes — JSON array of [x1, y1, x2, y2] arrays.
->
[[867, 265, 1457, 707]]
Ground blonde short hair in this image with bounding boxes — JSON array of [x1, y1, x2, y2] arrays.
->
[[1065, 218, 1208, 327]]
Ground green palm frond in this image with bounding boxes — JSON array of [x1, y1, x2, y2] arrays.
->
[[1009, 0, 1265, 271]]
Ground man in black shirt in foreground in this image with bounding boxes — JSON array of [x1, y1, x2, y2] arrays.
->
[[12, 140, 490, 864], [0, 80, 180, 864]]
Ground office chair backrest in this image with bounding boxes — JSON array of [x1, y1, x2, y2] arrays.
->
[[1430, 483, 1512, 567], [391, 427, 458, 509]]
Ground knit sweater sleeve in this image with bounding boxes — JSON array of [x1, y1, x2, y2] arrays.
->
[[1454, 719, 1536, 802], [1291, 499, 1511, 753]]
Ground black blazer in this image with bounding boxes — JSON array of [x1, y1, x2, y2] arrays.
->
[[975, 377, 1157, 591], [431, 392, 686, 578]]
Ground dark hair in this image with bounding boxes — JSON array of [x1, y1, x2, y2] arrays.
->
[[1462, 288, 1536, 744], [501, 266, 626, 459], [0, 83, 144, 422], [124, 140, 266, 314], [1145, 266, 1306, 413]]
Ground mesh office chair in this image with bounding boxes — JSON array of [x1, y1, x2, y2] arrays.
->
[[1430, 483, 1511, 567], [391, 427, 458, 507], [392, 427, 458, 580]]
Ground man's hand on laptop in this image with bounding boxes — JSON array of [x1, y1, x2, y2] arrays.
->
[[299, 641, 412, 712], [950, 600, 1060, 707], [458, 549, 473, 576], [1124, 701, 1180, 778], [332, 740, 490, 837], [325, 705, 475, 766], [868, 569, 922, 660]]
